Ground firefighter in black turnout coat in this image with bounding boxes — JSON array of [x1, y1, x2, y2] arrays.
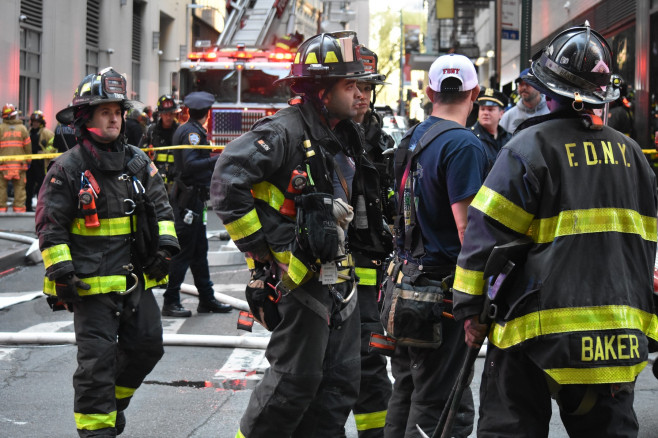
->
[[35, 67, 179, 437], [212, 31, 392, 437]]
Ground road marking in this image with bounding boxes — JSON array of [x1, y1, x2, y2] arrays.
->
[[213, 323, 270, 390], [162, 318, 186, 334], [0, 292, 42, 310], [19, 321, 72, 333]]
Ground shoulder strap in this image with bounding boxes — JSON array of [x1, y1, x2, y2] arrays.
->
[[396, 119, 468, 259]]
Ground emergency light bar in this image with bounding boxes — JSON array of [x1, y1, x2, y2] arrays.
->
[[188, 48, 294, 62]]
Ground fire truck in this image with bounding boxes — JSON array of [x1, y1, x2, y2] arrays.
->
[[179, 0, 322, 146]]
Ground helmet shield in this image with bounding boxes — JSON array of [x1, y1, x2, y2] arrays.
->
[[531, 23, 620, 105], [157, 94, 179, 113], [274, 31, 370, 85], [56, 67, 137, 124], [358, 46, 388, 85]]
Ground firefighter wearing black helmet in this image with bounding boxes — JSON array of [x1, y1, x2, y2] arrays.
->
[[211, 31, 392, 437], [453, 23, 658, 436], [35, 67, 179, 437], [138, 95, 180, 188]]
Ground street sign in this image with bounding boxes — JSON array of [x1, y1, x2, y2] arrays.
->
[[502, 0, 519, 40]]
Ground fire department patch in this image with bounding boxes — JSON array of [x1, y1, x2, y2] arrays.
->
[[50, 177, 63, 186], [255, 138, 272, 154], [188, 132, 201, 145]]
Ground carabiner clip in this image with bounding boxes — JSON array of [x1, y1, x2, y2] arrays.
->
[[124, 199, 136, 215], [132, 176, 145, 194], [118, 264, 138, 295]]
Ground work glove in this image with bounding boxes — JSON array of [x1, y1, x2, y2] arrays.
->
[[245, 263, 281, 331], [55, 273, 90, 304], [143, 249, 171, 282]]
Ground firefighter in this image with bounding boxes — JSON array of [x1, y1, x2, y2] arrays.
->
[[212, 31, 391, 437], [26, 110, 54, 211], [350, 46, 395, 438], [139, 95, 180, 189], [0, 103, 31, 213], [162, 91, 232, 317], [35, 67, 179, 437], [453, 23, 658, 437], [471, 88, 512, 172]]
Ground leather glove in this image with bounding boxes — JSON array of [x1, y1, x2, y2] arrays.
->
[[55, 273, 90, 304], [144, 249, 171, 282]]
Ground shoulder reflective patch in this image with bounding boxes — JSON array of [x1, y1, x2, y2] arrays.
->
[[255, 138, 272, 153], [148, 162, 158, 177], [188, 132, 201, 145], [49, 177, 63, 186]]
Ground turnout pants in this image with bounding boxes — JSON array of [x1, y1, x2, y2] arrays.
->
[[238, 277, 361, 438], [384, 317, 474, 438], [352, 277, 392, 437], [477, 344, 639, 438], [0, 171, 26, 209], [72, 287, 164, 437]]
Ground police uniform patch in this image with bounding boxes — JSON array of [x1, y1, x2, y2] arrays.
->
[[255, 138, 272, 154], [188, 132, 201, 145]]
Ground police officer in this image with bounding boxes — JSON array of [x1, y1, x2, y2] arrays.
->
[[162, 91, 232, 317], [26, 110, 54, 211], [212, 31, 390, 437], [350, 46, 394, 438], [453, 23, 658, 437], [35, 67, 179, 437], [139, 95, 180, 189], [471, 88, 512, 172]]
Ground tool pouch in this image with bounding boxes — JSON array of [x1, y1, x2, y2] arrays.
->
[[295, 192, 339, 263], [380, 262, 450, 349]]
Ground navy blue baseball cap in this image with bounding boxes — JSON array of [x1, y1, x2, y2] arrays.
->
[[515, 68, 531, 84], [183, 91, 215, 110]]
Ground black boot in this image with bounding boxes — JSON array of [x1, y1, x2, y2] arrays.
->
[[161, 303, 192, 317], [115, 411, 126, 435], [197, 297, 232, 313]]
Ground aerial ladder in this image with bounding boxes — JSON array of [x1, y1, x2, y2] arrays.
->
[[219, 0, 295, 49]]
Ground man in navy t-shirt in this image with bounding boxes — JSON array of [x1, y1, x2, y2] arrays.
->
[[386, 54, 487, 437]]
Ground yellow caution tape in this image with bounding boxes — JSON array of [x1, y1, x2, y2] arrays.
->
[[0, 145, 226, 162]]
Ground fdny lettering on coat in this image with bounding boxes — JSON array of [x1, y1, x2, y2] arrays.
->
[[580, 334, 640, 362], [564, 141, 630, 168]]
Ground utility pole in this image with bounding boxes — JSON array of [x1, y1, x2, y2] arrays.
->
[[519, 0, 532, 69]]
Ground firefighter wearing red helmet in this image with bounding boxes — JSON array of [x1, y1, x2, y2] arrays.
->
[[0, 103, 31, 213], [35, 67, 179, 437], [453, 23, 658, 436], [212, 31, 393, 437]]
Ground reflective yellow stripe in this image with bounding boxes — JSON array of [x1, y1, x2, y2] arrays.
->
[[544, 361, 648, 385], [144, 273, 167, 289], [41, 244, 72, 269], [115, 385, 136, 400], [245, 257, 255, 270], [271, 250, 309, 286], [158, 220, 177, 238], [471, 186, 534, 234], [236, 429, 246, 438], [75, 411, 116, 431], [355, 267, 377, 286], [224, 209, 262, 241], [69, 217, 132, 236], [490, 305, 658, 349], [354, 410, 387, 431], [528, 208, 658, 244], [155, 154, 175, 163], [453, 265, 485, 296], [252, 181, 285, 210], [43, 275, 127, 296]]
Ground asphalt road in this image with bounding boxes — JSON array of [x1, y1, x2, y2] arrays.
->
[[1, 211, 658, 437]]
